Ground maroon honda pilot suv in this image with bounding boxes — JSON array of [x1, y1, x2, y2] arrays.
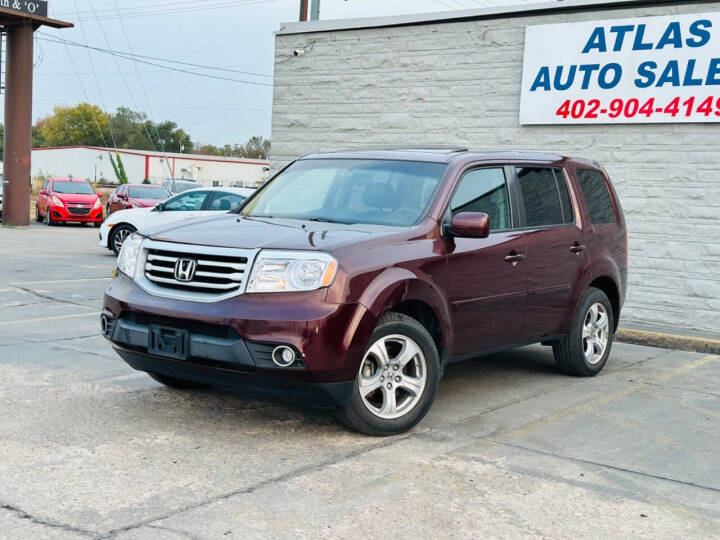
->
[[102, 148, 627, 435]]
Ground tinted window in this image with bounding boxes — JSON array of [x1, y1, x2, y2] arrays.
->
[[517, 168, 573, 227], [163, 191, 209, 211], [209, 192, 245, 211], [576, 169, 616, 224], [242, 159, 448, 226], [52, 181, 95, 195], [450, 168, 511, 230]]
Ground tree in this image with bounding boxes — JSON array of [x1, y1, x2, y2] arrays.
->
[[242, 136, 271, 159], [109, 150, 129, 184], [35, 104, 111, 147]]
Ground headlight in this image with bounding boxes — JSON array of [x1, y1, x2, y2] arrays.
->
[[246, 251, 337, 293], [117, 233, 143, 278], [51, 196, 64, 207], [93, 198, 102, 209]]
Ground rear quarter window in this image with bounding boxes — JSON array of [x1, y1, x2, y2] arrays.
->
[[576, 169, 616, 224]]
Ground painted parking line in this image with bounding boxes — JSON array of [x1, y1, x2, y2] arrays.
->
[[0, 312, 100, 326], [8, 277, 112, 286], [498, 354, 720, 440]]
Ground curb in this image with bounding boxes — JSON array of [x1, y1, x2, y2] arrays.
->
[[616, 328, 720, 355]]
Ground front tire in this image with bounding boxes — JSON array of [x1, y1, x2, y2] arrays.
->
[[148, 372, 205, 390], [553, 287, 614, 376], [35, 206, 43, 222], [47, 208, 55, 226], [336, 312, 440, 436], [110, 224, 137, 255]]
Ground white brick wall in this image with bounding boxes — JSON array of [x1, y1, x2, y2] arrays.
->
[[272, 3, 720, 334]]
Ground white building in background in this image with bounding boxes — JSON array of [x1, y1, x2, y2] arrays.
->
[[31, 146, 270, 187]]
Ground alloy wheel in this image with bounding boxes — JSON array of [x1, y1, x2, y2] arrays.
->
[[582, 303, 609, 365], [113, 228, 132, 253], [357, 334, 427, 420]]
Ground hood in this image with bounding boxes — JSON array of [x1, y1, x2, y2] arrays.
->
[[130, 198, 162, 208], [145, 215, 405, 251], [107, 206, 154, 224], [54, 192, 99, 204]]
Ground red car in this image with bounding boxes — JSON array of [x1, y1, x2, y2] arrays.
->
[[36, 177, 103, 227], [103, 149, 627, 435], [106, 184, 171, 216]]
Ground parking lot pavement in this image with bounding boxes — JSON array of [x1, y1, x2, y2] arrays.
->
[[1, 223, 719, 539]]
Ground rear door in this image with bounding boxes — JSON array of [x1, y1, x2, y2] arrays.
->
[[514, 166, 587, 340], [445, 165, 527, 355]]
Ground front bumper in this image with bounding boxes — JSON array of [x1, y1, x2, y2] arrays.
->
[[51, 204, 103, 223], [102, 273, 377, 406]]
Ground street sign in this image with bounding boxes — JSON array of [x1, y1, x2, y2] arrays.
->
[[0, 0, 48, 18]]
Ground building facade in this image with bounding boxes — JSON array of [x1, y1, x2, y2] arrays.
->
[[31, 146, 270, 187], [271, 0, 720, 334]]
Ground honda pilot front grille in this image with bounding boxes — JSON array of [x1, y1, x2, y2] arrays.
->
[[137, 239, 258, 302]]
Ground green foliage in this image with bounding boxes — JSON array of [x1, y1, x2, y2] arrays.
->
[[193, 136, 270, 159], [35, 104, 111, 147], [109, 151, 129, 184], [142, 178, 151, 184]]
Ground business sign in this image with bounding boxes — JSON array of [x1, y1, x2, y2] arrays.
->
[[0, 0, 48, 18], [520, 12, 720, 124]]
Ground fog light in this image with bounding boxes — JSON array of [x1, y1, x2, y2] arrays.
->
[[272, 345, 296, 367]]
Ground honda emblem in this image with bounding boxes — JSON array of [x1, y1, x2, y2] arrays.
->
[[174, 258, 197, 282]]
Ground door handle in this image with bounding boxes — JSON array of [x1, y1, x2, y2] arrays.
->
[[570, 243, 586, 254], [505, 252, 526, 264]]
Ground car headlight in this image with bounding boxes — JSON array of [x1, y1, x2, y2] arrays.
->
[[51, 196, 64, 207], [117, 233, 143, 278], [93, 198, 102, 209], [246, 251, 338, 293]]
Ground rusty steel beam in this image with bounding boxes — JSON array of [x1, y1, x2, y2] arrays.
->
[[299, 0, 309, 21], [2, 21, 34, 226]]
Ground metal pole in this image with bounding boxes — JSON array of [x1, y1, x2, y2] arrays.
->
[[299, 0, 308, 21], [310, 0, 320, 21], [2, 21, 34, 226]]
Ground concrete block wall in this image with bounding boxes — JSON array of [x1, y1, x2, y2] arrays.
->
[[271, 3, 720, 334]]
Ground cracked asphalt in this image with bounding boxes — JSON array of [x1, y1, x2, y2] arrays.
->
[[1, 223, 719, 539]]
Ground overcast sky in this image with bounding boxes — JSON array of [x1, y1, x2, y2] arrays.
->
[[19, 0, 543, 148]]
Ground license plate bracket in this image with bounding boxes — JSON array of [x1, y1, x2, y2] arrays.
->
[[148, 325, 190, 360]]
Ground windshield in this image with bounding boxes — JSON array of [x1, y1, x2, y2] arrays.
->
[[129, 187, 171, 199], [164, 180, 197, 193], [53, 181, 95, 195], [240, 159, 448, 226]]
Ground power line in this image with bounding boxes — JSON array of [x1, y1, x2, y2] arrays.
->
[[65, 0, 280, 22], [37, 35, 273, 87], [85, 0, 159, 154], [35, 32, 273, 80]]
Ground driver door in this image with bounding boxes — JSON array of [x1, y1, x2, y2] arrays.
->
[[445, 166, 527, 355], [151, 190, 211, 227]]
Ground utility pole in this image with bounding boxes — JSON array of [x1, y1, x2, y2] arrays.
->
[[299, 0, 320, 21]]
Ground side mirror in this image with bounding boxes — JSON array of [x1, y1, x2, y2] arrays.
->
[[118, 193, 128, 200], [97, 191, 103, 198], [154, 203, 164, 212], [448, 212, 490, 239], [40, 189, 47, 195]]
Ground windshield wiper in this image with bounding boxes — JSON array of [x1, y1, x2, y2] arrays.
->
[[307, 217, 354, 224]]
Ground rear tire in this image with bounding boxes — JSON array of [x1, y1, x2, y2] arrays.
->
[[335, 312, 440, 436], [553, 287, 614, 377], [148, 372, 205, 390], [110, 224, 137, 255]]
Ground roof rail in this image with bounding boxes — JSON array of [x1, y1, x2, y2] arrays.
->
[[315, 145, 470, 154]]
